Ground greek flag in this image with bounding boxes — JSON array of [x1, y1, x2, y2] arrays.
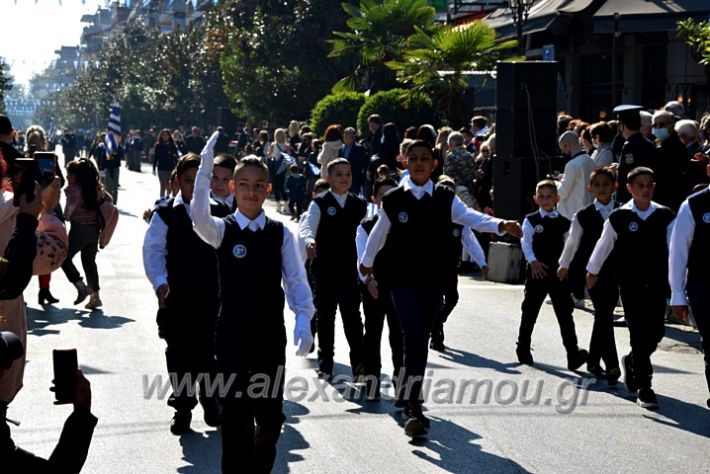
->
[[105, 102, 121, 158]]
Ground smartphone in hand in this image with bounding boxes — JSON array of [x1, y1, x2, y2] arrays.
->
[[52, 349, 78, 403]]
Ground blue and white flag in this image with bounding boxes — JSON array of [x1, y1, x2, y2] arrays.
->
[[105, 101, 121, 158], [47, 119, 55, 141]]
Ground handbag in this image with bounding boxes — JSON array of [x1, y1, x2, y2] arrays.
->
[[97, 195, 119, 249]]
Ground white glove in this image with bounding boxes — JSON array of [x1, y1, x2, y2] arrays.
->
[[199, 131, 221, 173], [294, 314, 313, 357]]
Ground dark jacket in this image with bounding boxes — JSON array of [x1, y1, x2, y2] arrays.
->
[[153, 142, 179, 172], [340, 142, 368, 193], [2, 404, 98, 473], [0, 213, 38, 300]]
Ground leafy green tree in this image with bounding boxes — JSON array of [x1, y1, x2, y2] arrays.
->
[[677, 18, 710, 65], [356, 88, 438, 134], [328, 0, 437, 94], [0, 58, 13, 114], [310, 92, 365, 136], [387, 20, 517, 128]]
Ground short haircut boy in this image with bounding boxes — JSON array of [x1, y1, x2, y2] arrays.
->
[[326, 157, 350, 175], [313, 179, 330, 194], [176, 153, 201, 178], [405, 139, 434, 157], [536, 179, 558, 193], [214, 153, 237, 172], [590, 167, 615, 183], [627, 166, 654, 184], [373, 177, 398, 197], [234, 156, 269, 179]]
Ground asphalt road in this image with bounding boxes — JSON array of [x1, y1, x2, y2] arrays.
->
[[9, 156, 710, 473]]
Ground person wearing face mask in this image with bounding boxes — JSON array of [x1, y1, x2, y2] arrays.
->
[[589, 122, 615, 167], [652, 110, 687, 211], [613, 105, 658, 203]]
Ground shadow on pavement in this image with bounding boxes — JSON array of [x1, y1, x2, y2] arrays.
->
[[644, 394, 710, 439], [387, 409, 530, 473], [26, 306, 135, 335], [273, 401, 310, 473], [436, 347, 522, 375], [177, 429, 221, 473]]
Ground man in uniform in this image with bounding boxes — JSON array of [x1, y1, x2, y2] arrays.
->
[[614, 105, 658, 203]]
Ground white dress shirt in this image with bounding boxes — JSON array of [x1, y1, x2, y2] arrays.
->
[[556, 152, 596, 220], [142, 193, 190, 292], [558, 199, 615, 269], [521, 209, 568, 263], [668, 187, 709, 305], [298, 190, 349, 246], [586, 200, 675, 275], [191, 135, 315, 321], [360, 179, 503, 268]]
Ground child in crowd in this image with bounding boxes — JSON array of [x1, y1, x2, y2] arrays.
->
[[286, 163, 306, 221], [211, 153, 238, 212], [360, 140, 522, 438], [558, 168, 621, 384], [669, 163, 710, 409], [517, 180, 588, 369], [356, 176, 403, 401], [587, 167, 675, 409], [430, 176, 489, 352], [191, 132, 314, 471], [300, 158, 367, 379], [142, 154, 223, 435]]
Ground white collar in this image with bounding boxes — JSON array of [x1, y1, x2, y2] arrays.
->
[[173, 193, 188, 208], [593, 199, 615, 211], [539, 208, 559, 218], [621, 200, 660, 214], [402, 179, 434, 197], [329, 190, 349, 204], [234, 209, 266, 230]]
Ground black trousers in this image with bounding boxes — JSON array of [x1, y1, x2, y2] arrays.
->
[[314, 274, 364, 375], [587, 275, 620, 370], [61, 222, 100, 291], [288, 197, 303, 217], [518, 266, 579, 354], [161, 295, 219, 413], [431, 274, 460, 345], [391, 286, 444, 405], [687, 276, 710, 394], [217, 322, 286, 474], [360, 282, 403, 381], [620, 283, 666, 390]]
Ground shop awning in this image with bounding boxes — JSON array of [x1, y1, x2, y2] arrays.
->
[[593, 0, 710, 33], [484, 0, 597, 39]]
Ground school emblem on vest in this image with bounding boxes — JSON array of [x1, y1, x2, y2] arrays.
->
[[398, 212, 408, 223], [452, 228, 461, 237], [534, 224, 544, 233], [624, 154, 634, 165], [327, 206, 337, 216], [232, 244, 247, 259], [703, 212, 710, 224], [628, 221, 639, 232]]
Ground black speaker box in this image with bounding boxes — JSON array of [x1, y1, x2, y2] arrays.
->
[[494, 61, 559, 221]]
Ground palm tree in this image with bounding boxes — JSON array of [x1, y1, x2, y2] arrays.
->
[[328, 0, 437, 93], [387, 20, 518, 128]]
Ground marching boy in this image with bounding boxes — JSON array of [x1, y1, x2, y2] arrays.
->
[[192, 133, 315, 472], [299, 158, 367, 379], [142, 154, 223, 435], [587, 167, 675, 409], [360, 140, 522, 438], [558, 167, 621, 384], [669, 163, 710, 409], [517, 180, 589, 370], [211, 153, 238, 212]]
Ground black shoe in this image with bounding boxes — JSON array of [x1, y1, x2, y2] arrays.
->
[[404, 416, 427, 438], [403, 404, 431, 428], [170, 411, 192, 435], [202, 402, 221, 427], [706, 398, 710, 409], [516, 344, 534, 365], [316, 370, 332, 380], [429, 339, 446, 352], [622, 354, 637, 393], [587, 364, 606, 378], [567, 349, 589, 371], [38, 288, 59, 305], [607, 367, 621, 387], [637, 388, 659, 409]]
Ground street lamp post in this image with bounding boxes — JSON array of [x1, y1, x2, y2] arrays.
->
[[509, 0, 536, 56]]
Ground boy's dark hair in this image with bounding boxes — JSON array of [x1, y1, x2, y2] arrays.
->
[[289, 163, 299, 173], [536, 179, 558, 194], [627, 166, 654, 184], [326, 157, 351, 175], [176, 153, 201, 178], [234, 156, 269, 179], [214, 153, 237, 172], [405, 139, 434, 158], [373, 177, 398, 197], [589, 166, 615, 184], [313, 178, 330, 194], [437, 174, 455, 190]]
